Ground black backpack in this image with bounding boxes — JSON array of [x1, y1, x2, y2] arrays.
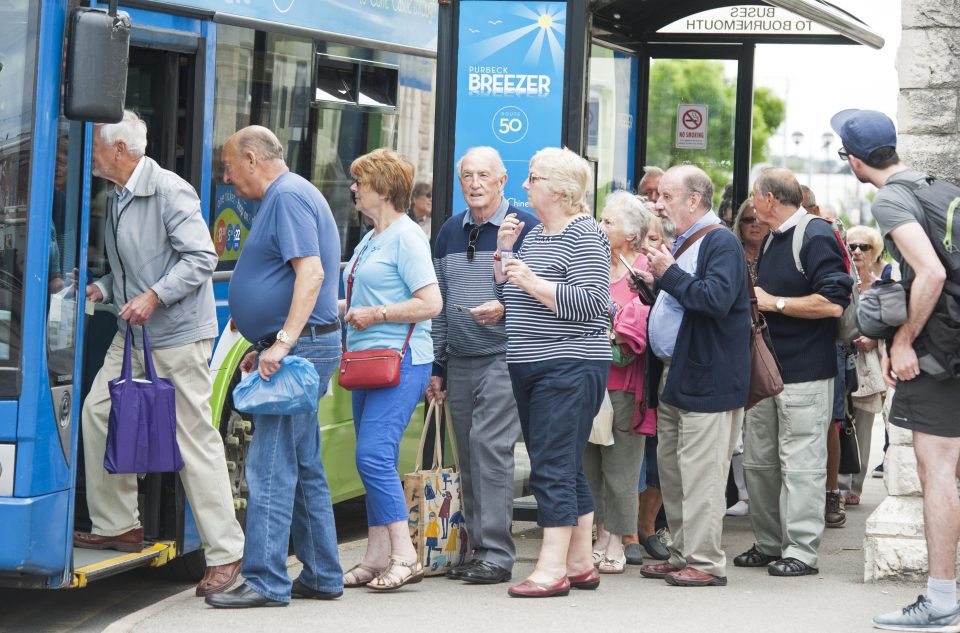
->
[[889, 176, 960, 379]]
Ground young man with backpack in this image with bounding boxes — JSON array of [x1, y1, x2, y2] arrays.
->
[[832, 108, 960, 631]]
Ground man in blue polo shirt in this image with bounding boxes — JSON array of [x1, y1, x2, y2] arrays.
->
[[207, 125, 343, 608], [428, 147, 538, 584]]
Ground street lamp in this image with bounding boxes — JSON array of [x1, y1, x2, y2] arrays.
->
[[791, 131, 804, 170]]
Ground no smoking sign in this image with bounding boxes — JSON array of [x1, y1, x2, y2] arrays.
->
[[676, 104, 709, 149]]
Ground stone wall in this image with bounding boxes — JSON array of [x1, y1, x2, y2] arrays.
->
[[864, 1, 960, 581], [897, 0, 960, 183]]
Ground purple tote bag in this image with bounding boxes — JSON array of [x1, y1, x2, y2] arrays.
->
[[104, 327, 184, 474]]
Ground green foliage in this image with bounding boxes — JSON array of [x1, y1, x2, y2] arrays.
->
[[646, 59, 785, 206]]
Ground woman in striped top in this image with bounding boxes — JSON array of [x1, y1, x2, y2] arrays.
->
[[494, 147, 612, 598]]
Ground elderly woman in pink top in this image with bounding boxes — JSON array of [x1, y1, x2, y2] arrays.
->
[[584, 191, 657, 574]]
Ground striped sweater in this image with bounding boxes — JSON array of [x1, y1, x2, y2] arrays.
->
[[496, 215, 613, 363], [432, 203, 538, 375]]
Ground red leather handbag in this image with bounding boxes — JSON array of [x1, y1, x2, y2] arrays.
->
[[338, 244, 415, 391]]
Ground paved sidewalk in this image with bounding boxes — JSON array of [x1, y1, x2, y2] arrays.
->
[[106, 427, 925, 633]]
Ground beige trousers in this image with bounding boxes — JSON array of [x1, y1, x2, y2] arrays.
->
[[81, 332, 244, 565], [657, 365, 743, 577]]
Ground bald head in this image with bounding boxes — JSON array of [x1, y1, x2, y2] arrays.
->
[[656, 165, 714, 235], [222, 125, 289, 201], [228, 125, 285, 163], [754, 168, 803, 208]]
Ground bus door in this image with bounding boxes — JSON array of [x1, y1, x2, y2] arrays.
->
[[74, 6, 210, 583]]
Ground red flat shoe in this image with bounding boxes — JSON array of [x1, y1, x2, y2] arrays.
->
[[507, 576, 571, 598], [664, 566, 727, 587], [567, 568, 600, 590], [639, 561, 679, 579]]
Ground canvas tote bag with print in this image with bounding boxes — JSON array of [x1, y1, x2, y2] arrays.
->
[[403, 401, 468, 576]]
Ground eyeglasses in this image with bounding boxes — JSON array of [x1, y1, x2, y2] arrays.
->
[[837, 148, 850, 161], [466, 224, 481, 262], [740, 216, 759, 225], [350, 179, 362, 204], [527, 173, 548, 184], [847, 242, 873, 252]]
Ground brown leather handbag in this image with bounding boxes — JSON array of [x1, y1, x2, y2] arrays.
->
[[338, 244, 415, 391], [746, 277, 784, 409]]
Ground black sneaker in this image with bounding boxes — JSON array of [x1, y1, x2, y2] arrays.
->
[[767, 557, 818, 577]]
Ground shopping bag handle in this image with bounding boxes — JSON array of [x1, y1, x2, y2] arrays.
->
[[414, 399, 442, 472], [413, 399, 462, 473], [120, 326, 158, 383]]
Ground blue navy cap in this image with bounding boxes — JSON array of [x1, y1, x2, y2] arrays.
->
[[830, 109, 897, 159]]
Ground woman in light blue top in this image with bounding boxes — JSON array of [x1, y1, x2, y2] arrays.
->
[[340, 149, 441, 591]]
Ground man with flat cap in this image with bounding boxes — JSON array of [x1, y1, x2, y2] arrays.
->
[[832, 108, 960, 631]]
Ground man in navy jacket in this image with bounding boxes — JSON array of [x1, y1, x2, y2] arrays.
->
[[634, 165, 751, 587], [734, 167, 851, 578]]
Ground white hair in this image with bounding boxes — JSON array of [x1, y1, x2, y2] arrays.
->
[[98, 110, 148, 157], [603, 191, 654, 251], [456, 146, 506, 179], [530, 147, 592, 216]]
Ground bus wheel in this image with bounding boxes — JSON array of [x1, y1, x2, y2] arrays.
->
[[220, 358, 254, 531]]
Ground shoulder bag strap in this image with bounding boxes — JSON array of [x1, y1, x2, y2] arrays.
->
[[344, 241, 416, 355], [673, 223, 725, 260]]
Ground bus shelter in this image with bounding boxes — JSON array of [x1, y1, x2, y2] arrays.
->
[[432, 0, 884, 225]]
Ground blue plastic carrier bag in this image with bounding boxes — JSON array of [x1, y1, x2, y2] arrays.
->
[[232, 355, 321, 415]]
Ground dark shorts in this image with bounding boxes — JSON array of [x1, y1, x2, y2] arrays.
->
[[889, 372, 960, 438]]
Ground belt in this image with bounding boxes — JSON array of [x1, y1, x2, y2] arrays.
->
[[254, 321, 340, 351]]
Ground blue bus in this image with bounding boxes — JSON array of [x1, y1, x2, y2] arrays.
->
[[0, 0, 443, 589]]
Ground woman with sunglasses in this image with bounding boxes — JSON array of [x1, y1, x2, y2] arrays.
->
[[723, 198, 772, 519], [495, 147, 611, 597], [841, 225, 894, 505], [341, 148, 442, 591], [732, 198, 770, 282]]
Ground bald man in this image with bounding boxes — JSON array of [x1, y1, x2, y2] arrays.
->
[[208, 126, 343, 608], [735, 167, 852, 578]]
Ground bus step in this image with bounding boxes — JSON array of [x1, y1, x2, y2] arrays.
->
[[71, 541, 176, 588]]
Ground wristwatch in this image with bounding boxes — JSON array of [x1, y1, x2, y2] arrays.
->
[[276, 329, 293, 345], [775, 297, 787, 313]]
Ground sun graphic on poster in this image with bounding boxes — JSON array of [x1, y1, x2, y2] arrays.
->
[[468, 3, 566, 72]]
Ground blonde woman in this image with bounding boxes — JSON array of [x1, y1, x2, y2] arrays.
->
[[495, 147, 611, 597], [841, 224, 893, 505]]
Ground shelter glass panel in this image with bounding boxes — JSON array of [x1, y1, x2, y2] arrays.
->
[[645, 57, 738, 210]]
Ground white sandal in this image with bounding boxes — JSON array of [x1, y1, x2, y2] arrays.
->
[[592, 549, 605, 567], [367, 556, 424, 591], [598, 554, 626, 574]]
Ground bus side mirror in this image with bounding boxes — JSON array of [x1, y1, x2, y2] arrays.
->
[[64, 8, 131, 123]]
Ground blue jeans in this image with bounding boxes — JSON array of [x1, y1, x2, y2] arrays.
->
[[509, 359, 608, 527], [242, 331, 343, 602], [638, 434, 661, 493], [352, 353, 431, 526]]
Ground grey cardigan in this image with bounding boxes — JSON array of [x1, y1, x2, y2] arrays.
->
[[94, 156, 219, 349]]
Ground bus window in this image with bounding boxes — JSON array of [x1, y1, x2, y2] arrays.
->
[[0, 0, 39, 398], [209, 25, 435, 269]]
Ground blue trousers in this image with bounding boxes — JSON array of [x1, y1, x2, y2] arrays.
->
[[509, 359, 608, 527], [242, 331, 343, 603], [352, 354, 431, 526]]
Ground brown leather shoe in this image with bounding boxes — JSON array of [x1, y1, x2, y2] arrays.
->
[[73, 528, 144, 553], [639, 561, 679, 579], [196, 559, 243, 597], [664, 566, 728, 586]]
